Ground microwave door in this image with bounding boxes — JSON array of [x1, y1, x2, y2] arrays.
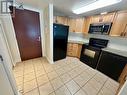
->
[[103, 25, 112, 35], [89, 25, 103, 34]]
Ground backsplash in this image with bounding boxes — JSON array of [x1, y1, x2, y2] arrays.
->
[[68, 32, 127, 51]]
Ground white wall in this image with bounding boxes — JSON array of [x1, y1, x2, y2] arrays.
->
[[0, 23, 18, 95], [43, 4, 54, 64], [0, 15, 21, 65]]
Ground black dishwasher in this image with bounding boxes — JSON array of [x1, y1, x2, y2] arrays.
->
[[97, 51, 127, 81]]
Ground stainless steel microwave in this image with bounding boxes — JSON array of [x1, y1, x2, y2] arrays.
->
[[88, 23, 112, 35]]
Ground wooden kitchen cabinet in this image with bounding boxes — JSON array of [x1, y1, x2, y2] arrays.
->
[[117, 64, 127, 94], [83, 12, 116, 34], [91, 12, 115, 23], [75, 18, 85, 32], [110, 11, 127, 37], [68, 18, 76, 32], [84, 17, 91, 34], [53, 16, 68, 25], [54, 16, 85, 33], [67, 43, 82, 58], [68, 18, 85, 32]]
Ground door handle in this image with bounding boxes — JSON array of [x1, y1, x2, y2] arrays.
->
[[0, 55, 3, 61], [37, 36, 41, 41]]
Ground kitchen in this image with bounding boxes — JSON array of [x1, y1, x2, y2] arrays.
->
[[54, 7, 127, 90], [0, 0, 127, 95]]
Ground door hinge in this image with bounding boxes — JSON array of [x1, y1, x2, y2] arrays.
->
[[0, 55, 3, 61]]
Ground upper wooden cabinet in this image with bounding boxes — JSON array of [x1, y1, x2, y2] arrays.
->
[[110, 11, 127, 37], [68, 18, 85, 32], [75, 18, 85, 32], [91, 13, 116, 23], [84, 17, 91, 34], [53, 16, 68, 25], [68, 18, 76, 32], [54, 16, 85, 32], [83, 12, 116, 34]]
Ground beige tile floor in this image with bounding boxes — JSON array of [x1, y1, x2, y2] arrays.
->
[[13, 57, 119, 95]]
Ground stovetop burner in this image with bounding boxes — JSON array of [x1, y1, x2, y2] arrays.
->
[[88, 38, 109, 49]]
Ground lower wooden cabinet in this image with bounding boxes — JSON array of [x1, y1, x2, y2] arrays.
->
[[67, 43, 82, 58]]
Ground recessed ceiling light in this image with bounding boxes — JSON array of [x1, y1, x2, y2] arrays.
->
[[73, 0, 122, 14]]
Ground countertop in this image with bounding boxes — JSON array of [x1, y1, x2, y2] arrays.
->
[[68, 32, 127, 58], [68, 36, 89, 44], [102, 48, 127, 58], [68, 36, 127, 58]]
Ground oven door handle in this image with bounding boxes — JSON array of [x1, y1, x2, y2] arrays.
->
[[84, 49, 96, 58]]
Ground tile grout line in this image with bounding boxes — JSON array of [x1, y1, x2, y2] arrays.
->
[[22, 59, 43, 95], [53, 61, 74, 95], [72, 71, 98, 95], [32, 59, 41, 95], [40, 58, 57, 95], [96, 78, 109, 95], [53, 60, 89, 95]]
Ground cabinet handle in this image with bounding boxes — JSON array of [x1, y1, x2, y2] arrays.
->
[[120, 32, 124, 36], [124, 32, 126, 36], [123, 24, 127, 37]]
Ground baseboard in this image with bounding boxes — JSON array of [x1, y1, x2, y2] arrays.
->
[[18, 91, 22, 95], [46, 56, 54, 64]]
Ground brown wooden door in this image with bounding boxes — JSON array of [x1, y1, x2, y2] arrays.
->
[[11, 8, 42, 61]]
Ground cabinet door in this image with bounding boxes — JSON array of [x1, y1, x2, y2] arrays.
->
[[77, 44, 82, 58], [73, 44, 79, 56], [75, 18, 85, 32], [91, 16, 100, 23], [97, 51, 126, 81], [67, 43, 81, 57], [110, 11, 127, 36], [91, 13, 115, 23], [67, 43, 73, 56], [102, 13, 115, 22], [55, 16, 68, 25], [84, 17, 91, 34], [68, 19, 76, 32], [56, 16, 64, 24], [63, 17, 68, 25], [123, 24, 127, 37]]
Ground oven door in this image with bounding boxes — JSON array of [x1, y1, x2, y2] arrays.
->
[[80, 44, 101, 69]]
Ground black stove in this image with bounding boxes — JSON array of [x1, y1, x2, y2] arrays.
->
[[80, 38, 109, 69], [89, 38, 109, 48]]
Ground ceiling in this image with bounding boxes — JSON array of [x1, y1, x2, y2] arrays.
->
[[16, 0, 127, 17]]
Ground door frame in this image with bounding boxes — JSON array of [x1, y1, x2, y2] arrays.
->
[[11, 4, 45, 62], [0, 20, 18, 95], [0, 21, 14, 68]]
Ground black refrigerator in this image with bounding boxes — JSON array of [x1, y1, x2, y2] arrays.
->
[[53, 23, 69, 61]]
